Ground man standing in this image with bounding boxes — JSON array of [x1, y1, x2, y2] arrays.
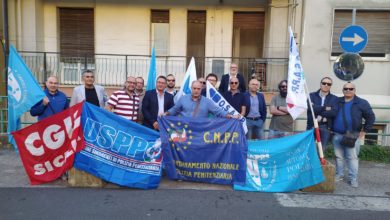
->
[[269, 80, 293, 138], [142, 76, 174, 130], [307, 77, 338, 150], [106, 76, 140, 122], [201, 73, 218, 96], [30, 76, 69, 121], [222, 77, 246, 116], [165, 74, 177, 96], [206, 73, 218, 88], [135, 76, 146, 124], [219, 63, 246, 93], [70, 70, 108, 108], [244, 79, 267, 139], [166, 81, 236, 119], [332, 82, 375, 188]]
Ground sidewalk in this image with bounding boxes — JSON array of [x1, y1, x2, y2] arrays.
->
[[1, 148, 389, 197]]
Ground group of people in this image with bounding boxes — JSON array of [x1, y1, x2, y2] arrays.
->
[[30, 64, 375, 189]]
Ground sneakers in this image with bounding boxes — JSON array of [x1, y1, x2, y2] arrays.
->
[[335, 175, 344, 182], [349, 180, 359, 188]]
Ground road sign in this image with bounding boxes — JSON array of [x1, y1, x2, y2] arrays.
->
[[339, 25, 368, 53]]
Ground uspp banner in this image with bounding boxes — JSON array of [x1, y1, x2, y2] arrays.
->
[[75, 103, 162, 189], [234, 130, 324, 192], [158, 116, 247, 185], [12, 102, 84, 185]]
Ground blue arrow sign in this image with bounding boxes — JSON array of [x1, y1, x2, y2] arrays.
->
[[339, 25, 368, 53]]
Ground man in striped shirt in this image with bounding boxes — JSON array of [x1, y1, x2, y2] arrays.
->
[[106, 76, 139, 121]]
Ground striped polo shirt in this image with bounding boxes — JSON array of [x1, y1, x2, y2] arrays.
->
[[107, 90, 140, 121]]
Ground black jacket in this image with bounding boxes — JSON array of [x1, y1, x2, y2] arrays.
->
[[142, 90, 174, 129], [218, 73, 246, 93]]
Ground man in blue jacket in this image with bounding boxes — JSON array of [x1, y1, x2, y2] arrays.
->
[[244, 79, 267, 139], [332, 82, 375, 188], [307, 77, 338, 150], [30, 76, 69, 121]]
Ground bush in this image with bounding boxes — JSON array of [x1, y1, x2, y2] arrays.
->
[[324, 145, 390, 164]]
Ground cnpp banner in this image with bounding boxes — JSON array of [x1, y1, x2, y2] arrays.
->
[[234, 130, 324, 192], [75, 103, 162, 189], [158, 116, 247, 185], [12, 102, 84, 185]]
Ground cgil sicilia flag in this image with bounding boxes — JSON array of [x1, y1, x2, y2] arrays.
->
[[286, 26, 308, 120]]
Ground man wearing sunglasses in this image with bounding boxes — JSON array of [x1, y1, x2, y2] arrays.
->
[[269, 80, 293, 138], [165, 74, 177, 97], [332, 82, 375, 188], [306, 77, 338, 150], [222, 77, 246, 116]]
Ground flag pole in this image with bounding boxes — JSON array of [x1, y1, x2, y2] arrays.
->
[[304, 81, 326, 165]]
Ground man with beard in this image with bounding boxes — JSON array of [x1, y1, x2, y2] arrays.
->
[[106, 76, 140, 122], [165, 74, 177, 96], [135, 76, 145, 124], [70, 70, 108, 108], [268, 80, 293, 138]]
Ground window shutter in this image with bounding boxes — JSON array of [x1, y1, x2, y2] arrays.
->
[[59, 8, 95, 58]]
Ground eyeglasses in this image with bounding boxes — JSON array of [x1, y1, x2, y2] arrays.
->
[[230, 82, 238, 85], [321, 82, 332, 86], [167, 79, 175, 82], [343, 88, 355, 91], [280, 85, 287, 88], [127, 81, 136, 84], [200, 81, 206, 85]]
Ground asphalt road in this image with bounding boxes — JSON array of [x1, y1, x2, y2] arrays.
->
[[1, 188, 389, 220]]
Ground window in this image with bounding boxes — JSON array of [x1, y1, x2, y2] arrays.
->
[[332, 9, 390, 57], [59, 8, 94, 58], [151, 10, 169, 56]]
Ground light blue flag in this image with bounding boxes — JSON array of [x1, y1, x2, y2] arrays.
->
[[146, 47, 156, 91], [7, 45, 46, 149], [234, 130, 324, 192]]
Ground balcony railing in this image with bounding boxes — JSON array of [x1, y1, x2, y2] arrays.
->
[[19, 51, 288, 91]]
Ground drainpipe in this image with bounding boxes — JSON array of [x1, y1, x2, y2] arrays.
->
[[2, 0, 9, 95]]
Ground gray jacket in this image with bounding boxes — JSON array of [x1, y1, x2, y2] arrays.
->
[[70, 84, 108, 108]]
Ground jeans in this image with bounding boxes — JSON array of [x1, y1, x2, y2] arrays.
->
[[319, 124, 331, 151], [246, 119, 264, 140], [332, 133, 360, 182], [268, 130, 291, 139]]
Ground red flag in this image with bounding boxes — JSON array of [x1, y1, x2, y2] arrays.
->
[[12, 102, 85, 185]]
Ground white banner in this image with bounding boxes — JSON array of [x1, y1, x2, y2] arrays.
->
[[174, 57, 197, 103], [287, 26, 308, 120], [206, 81, 248, 134]]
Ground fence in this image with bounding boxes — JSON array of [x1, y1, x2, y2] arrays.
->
[[19, 52, 288, 91], [0, 95, 389, 146]]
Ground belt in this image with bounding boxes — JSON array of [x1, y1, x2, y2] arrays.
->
[[246, 116, 261, 121]]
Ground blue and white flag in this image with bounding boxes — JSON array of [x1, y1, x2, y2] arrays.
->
[[75, 103, 162, 189], [174, 57, 197, 103], [158, 116, 247, 185], [287, 26, 308, 119], [234, 129, 324, 192], [146, 47, 157, 91], [206, 81, 248, 134], [7, 45, 46, 149]]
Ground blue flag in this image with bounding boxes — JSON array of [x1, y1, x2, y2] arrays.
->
[[158, 116, 247, 185], [146, 47, 156, 91], [7, 45, 46, 149], [75, 103, 162, 189], [234, 130, 324, 192]]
